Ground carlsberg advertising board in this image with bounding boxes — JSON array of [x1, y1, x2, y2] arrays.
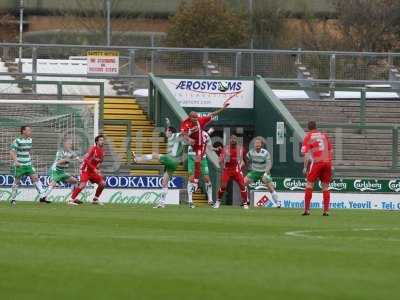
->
[[250, 177, 400, 193]]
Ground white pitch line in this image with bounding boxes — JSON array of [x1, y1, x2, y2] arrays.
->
[[284, 230, 324, 239], [284, 227, 400, 242]]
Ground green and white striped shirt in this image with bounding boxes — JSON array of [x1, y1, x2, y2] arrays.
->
[[10, 136, 32, 166], [167, 133, 184, 159], [247, 148, 272, 172], [51, 149, 78, 171]]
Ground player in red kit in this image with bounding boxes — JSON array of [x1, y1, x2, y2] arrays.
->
[[180, 103, 229, 191], [69, 135, 106, 205], [301, 121, 334, 216], [214, 134, 248, 209]]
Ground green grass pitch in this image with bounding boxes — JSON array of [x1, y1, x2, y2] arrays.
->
[[0, 202, 399, 300]]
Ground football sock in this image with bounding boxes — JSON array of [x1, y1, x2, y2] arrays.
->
[[142, 154, 153, 161], [160, 187, 168, 205], [45, 185, 54, 197], [71, 187, 82, 200], [95, 183, 105, 198], [217, 186, 226, 200], [304, 187, 313, 211], [240, 188, 248, 204], [323, 190, 330, 212], [271, 191, 280, 206], [34, 181, 45, 197], [205, 182, 213, 203], [187, 182, 195, 204], [11, 184, 18, 201]]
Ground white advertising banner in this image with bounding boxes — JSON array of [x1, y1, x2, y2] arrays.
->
[[162, 79, 254, 108], [87, 51, 119, 75], [252, 191, 400, 210], [0, 188, 180, 205]]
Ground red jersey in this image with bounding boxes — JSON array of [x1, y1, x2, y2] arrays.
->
[[301, 130, 333, 163], [81, 145, 104, 172], [188, 130, 211, 157], [220, 144, 244, 169], [180, 115, 212, 147]]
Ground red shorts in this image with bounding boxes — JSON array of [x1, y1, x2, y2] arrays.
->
[[220, 167, 246, 190], [80, 171, 104, 184], [307, 161, 332, 184]]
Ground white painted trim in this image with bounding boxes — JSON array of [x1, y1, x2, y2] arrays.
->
[[0, 99, 97, 105]]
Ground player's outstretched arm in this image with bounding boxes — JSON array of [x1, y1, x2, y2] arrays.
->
[[208, 102, 230, 118], [56, 159, 69, 166], [181, 131, 195, 145]]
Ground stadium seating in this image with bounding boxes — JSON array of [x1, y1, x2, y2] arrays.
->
[[97, 96, 208, 204], [0, 61, 21, 94], [283, 99, 400, 179], [3, 58, 117, 96]]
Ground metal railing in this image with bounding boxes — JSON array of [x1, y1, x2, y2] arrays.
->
[[317, 123, 399, 172], [1, 43, 400, 83], [103, 119, 133, 167]]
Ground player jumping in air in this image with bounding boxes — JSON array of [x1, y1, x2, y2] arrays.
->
[[44, 137, 80, 199], [133, 118, 185, 208], [180, 103, 229, 192], [214, 134, 248, 209], [244, 136, 281, 208], [301, 121, 333, 216], [9, 126, 50, 205], [186, 129, 214, 208], [69, 135, 106, 205]]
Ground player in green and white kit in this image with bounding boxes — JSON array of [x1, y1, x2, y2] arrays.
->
[[133, 118, 184, 208], [9, 126, 50, 205], [244, 136, 280, 207], [186, 129, 214, 207], [44, 138, 80, 201]]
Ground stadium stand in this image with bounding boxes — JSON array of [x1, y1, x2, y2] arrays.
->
[[0, 61, 21, 94], [98, 96, 208, 204], [4, 58, 117, 96], [283, 99, 400, 179]]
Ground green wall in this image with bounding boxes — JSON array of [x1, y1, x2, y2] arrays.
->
[[253, 85, 303, 177]]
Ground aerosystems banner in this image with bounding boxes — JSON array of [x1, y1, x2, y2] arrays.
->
[[0, 188, 180, 205], [0, 175, 184, 189], [162, 79, 254, 108], [252, 191, 400, 210]]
